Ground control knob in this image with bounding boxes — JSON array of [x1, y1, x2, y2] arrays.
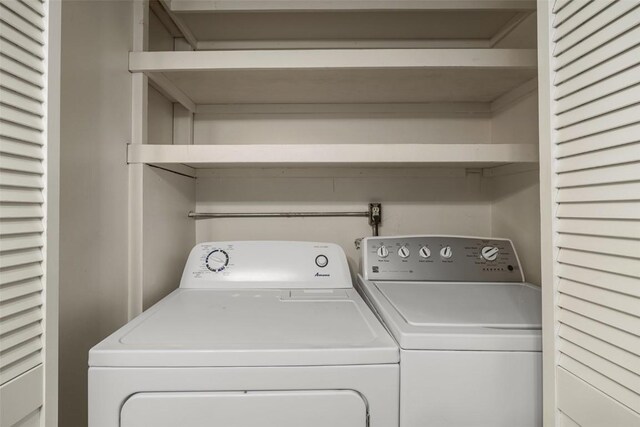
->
[[398, 246, 410, 259], [377, 246, 389, 258], [481, 246, 499, 261], [206, 249, 229, 272], [419, 246, 431, 258], [440, 246, 453, 259]]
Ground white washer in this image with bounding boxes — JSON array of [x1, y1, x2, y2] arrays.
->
[[89, 241, 399, 427], [357, 235, 542, 427]]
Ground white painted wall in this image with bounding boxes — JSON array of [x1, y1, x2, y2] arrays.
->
[[488, 93, 541, 285], [59, 2, 132, 426], [194, 168, 491, 275], [194, 113, 491, 145]]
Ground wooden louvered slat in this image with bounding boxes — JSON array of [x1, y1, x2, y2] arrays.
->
[[0, 204, 42, 219], [0, 0, 45, 31], [0, 38, 45, 74], [556, 85, 640, 129], [559, 309, 640, 355], [0, 154, 43, 174], [555, 24, 640, 85], [558, 248, 640, 278], [0, 219, 43, 235], [557, 162, 640, 188], [556, 143, 640, 172], [0, 263, 42, 286], [0, 350, 41, 386], [0, 187, 43, 203], [558, 293, 640, 334], [559, 279, 640, 315], [0, 87, 44, 117], [0, 54, 44, 88], [557, 234, 640, 259], [0, 138, 44, 160], [554, 4, 640, 71], [19, 0, 45, 17], [0, 105, 43, 131], [556, 202, 640, 220], [556, 182, 640, 203], [557, 218, 640, 239], [0, 277, 41, 300], [0, 322, 41, 352], [0, 120, 44, 145], [0, 21, 43, 60], [0, 307, 40, 336], [0, 234, 44, 251], [553, 0, 615, 44], [0, 70, 43, 102], [553, 0, 574, 14], [556, 105, 640, 144], [559, 355, 640, 413], [559, 340, 640, 397], [0, 291, 41, 319], [560, 325, 640, 375], [553, 0, 592, 28], [556, 45, 640, 100], [0, 4, 44, 44], [0, 336, 41, 371], [558, 263, 640, 300], [556, 64, 640, 115], [0, 170, 44, 188], [556, 123, 640, 158], [0, 248, 42, 269]]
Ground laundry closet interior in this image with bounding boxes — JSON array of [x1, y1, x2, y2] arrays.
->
[[131, 1, 541, 311]]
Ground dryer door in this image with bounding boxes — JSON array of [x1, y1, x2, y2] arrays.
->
[[120, 390, 367, 427]]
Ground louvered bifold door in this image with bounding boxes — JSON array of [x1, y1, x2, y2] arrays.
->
[[550, 0, 640, 425], [0, 0, 48, 425]]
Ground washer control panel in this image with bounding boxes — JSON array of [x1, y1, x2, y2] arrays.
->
[[362, 236, 523, 282]]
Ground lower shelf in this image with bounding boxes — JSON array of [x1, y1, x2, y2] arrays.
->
[[127, 143, 539, 169]]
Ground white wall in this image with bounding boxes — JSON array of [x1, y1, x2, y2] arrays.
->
[[488, 92, 541, 285], [194, 113, 491, 145], [195, 168, 491, 275], [59, 1, 132, 426]]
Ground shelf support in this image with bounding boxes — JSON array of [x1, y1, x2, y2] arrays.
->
[[147, 71, 196, 112]]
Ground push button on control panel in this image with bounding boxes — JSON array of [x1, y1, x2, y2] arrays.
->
[[315, 255, 329, 268]]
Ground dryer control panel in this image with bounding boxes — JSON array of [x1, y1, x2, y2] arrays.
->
[[180, 241, 353, 289], [361, 236, 524, 282]]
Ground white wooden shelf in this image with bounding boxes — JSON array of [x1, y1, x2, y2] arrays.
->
[[168, 0, 536, 12], [127, 143, 539, 169], [130, 49, 537, 107]]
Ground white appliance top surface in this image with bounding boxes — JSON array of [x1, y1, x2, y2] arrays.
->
[[358, 277, 541, 351], [376, 282, 541, 328], [89, 288, 399, 367]]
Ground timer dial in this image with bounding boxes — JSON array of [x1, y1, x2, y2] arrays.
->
[[481, 246, 499, 261], [440, 246, 453, 259], [377, 246, 389, 258], [398, 246, 410, 259], [419, 246, 431, 258], [206, 249, 229, 272]]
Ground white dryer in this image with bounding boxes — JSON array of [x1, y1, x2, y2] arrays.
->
[[89, 241, 399, 427], [357, 235, 542, 427]]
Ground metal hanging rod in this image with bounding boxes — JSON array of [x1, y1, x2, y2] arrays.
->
[[188, 203, 382, 236]]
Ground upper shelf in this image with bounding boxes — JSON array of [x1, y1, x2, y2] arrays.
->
[[130, 49, 537, 107], [154, 1, 536, 50], [127, 143, 539, 169], [167, 0, 536, 12]]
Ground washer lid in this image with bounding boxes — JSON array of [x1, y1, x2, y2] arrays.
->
[[376, 282, 541, 329], [358, 279, 541, 351], [89, 288, 398, 367]]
